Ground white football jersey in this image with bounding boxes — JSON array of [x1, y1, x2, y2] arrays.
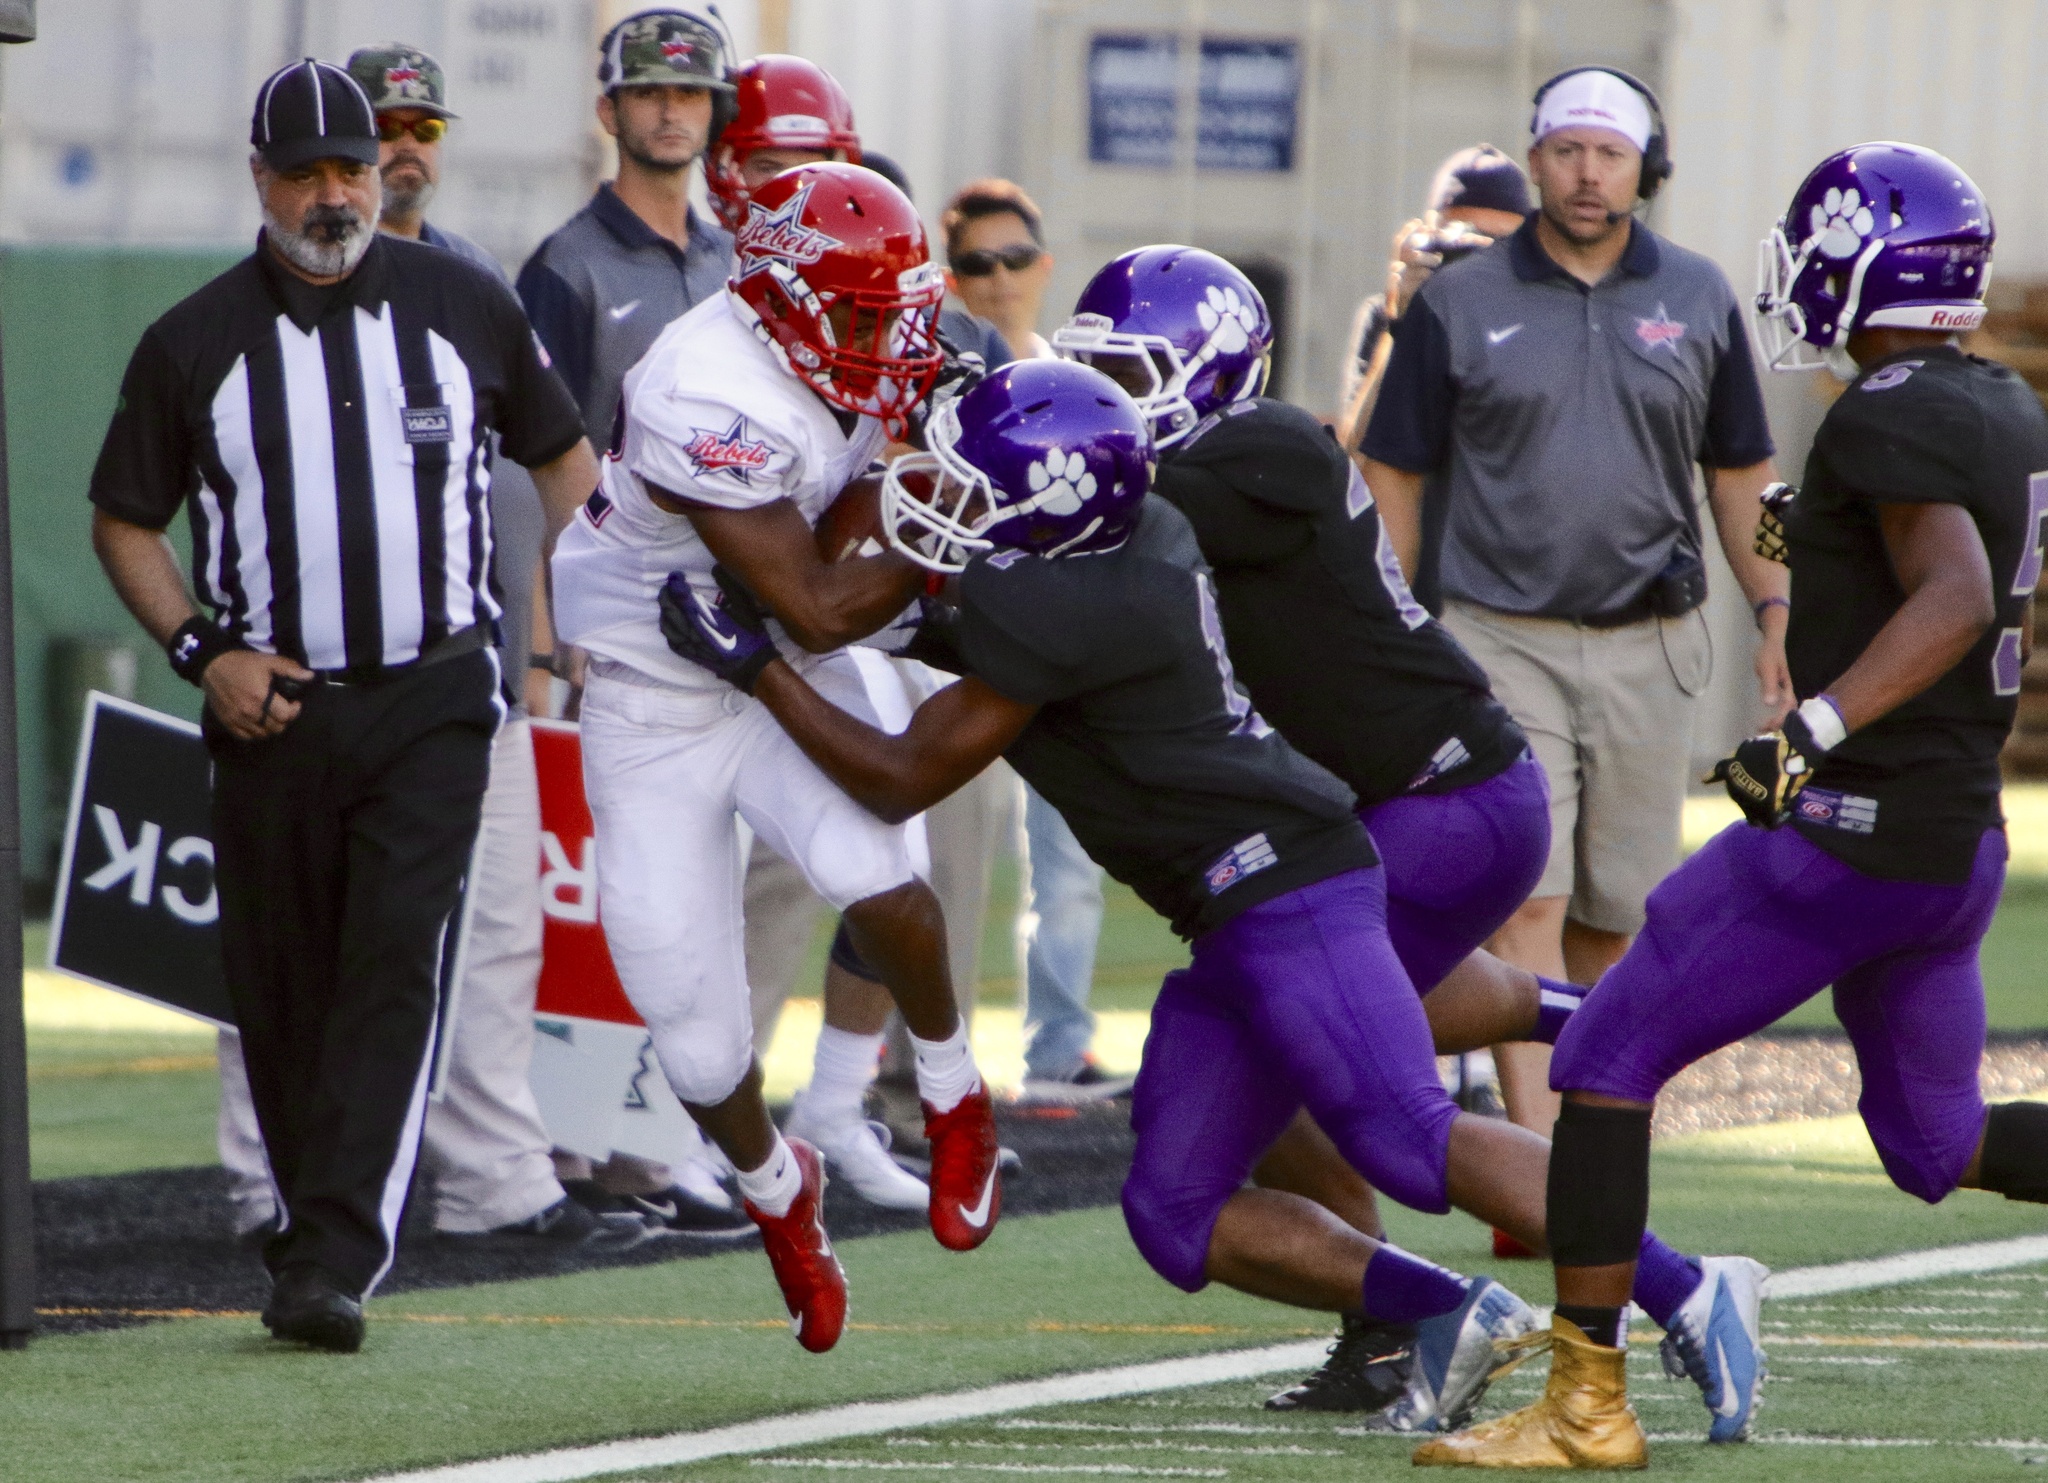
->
[[552, 291, 890, 689]]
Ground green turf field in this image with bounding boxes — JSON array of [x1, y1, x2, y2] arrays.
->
[[5, 1117, 2046, 1482]]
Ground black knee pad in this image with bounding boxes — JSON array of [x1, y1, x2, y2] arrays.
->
[[1546, 1101, 1652, 1268], [1980, 1102, 2048, 1204], [828, 919, 884, 983]]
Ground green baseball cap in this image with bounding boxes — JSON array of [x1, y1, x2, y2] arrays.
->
[[345, 44, 458, 119], [597, 9, 732, 93]]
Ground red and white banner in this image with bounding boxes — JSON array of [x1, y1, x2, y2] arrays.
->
[[528, 720, 710, 1163]]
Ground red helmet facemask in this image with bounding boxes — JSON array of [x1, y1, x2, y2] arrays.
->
[[706, 55, 862, 233], [728, 163, 944, 437]]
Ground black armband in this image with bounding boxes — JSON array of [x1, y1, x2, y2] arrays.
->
[[166, 616, 246, 686]]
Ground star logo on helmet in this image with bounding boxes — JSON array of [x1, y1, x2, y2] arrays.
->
[[662, 39, 695, 64], [683, 414, 773, 483], [1634, 303, 1687, 351], [735, 181, 844, 279]]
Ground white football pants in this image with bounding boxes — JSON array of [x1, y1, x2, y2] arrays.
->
[[579, 656, 917, 1107]]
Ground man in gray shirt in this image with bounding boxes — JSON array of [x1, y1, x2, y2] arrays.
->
[[517, 9, 734, 444], [1361, 67, 1791, 1140]]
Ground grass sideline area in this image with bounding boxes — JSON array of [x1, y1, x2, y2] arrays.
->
[[5, 1117, 2046, 1482], [25, 800, 2048, 1179]]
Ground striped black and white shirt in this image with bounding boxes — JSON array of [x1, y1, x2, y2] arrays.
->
[[90, 234, 584, 672]]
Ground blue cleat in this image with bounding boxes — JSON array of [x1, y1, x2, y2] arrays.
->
[[1659, 1255, 1769, 1442], [1364, 1276, 1543, 1433]]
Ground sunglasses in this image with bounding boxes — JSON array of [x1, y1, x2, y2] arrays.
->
[[377, 116, 447, 144], [951, 242, 1043, 277]]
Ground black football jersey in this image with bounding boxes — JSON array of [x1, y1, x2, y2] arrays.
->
[[1784, 345, 2048, 882], [922, 497, 1377, 939], [1154, 399, 1524, 805]]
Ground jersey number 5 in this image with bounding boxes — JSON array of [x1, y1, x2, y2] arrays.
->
[[1994, 469, 2048, 696]]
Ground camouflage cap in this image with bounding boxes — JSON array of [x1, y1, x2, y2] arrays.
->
[[597, 9, 732, 93], [345, 44, 458, 119]]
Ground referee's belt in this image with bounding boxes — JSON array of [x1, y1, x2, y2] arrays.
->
[[298, 625, 490, 688]]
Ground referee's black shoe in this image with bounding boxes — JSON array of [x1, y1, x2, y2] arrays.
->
[[262, 1266, 365, 1353]]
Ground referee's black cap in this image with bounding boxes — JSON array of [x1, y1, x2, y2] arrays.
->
[[251, 58, 381, 172]]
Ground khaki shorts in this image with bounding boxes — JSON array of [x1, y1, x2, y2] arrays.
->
[[1442, 600, 1709, 935]]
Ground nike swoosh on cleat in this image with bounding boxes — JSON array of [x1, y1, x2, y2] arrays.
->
[[959, 1168, 997, 1228], [640, 1199, 678, 1221], [1711, 1337, 1742, 1417], [1486, 324, 1523, 345], [607, 299, 642, 322]]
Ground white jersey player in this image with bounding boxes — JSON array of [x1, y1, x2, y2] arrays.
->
[[551, 163, 1000, 1352]]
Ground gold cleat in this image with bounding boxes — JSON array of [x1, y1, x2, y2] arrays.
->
[[1411, 1316, 1648, 1470]]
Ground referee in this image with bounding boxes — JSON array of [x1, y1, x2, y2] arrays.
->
[[88, 60, 596, 1352]]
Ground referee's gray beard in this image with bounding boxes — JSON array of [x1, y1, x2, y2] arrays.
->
[[265, 203, 375, 278]]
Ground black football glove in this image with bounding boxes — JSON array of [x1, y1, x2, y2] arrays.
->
[[1754, 481, 1796, 565], [658, 564, 778, 694], [1708, 707, 1827, 828]]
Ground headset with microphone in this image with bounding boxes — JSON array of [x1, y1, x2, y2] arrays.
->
[[1529, 65, 1672, 209]]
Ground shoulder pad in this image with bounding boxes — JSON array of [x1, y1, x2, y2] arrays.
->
[[1167, 398, 1347, 514], [1818, 359, 1981, 502]]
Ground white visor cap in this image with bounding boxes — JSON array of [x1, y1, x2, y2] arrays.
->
[[1532, 70, 1652, 153]]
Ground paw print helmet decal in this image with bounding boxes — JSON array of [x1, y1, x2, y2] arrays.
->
[[1757, 142, 1994, 374], [881, 361, 1155, 572], [1051, 246, 1272, 449]]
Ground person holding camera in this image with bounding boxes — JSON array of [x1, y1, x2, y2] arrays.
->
[[1359, 68, 1791, 1149]]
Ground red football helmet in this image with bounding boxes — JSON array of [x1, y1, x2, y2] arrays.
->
[[728, 162, 945, 434], [706, 55, 862, 232]]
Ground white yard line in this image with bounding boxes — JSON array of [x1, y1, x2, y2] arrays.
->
[[357, 1342, 1327, 1483], [358, 1235, 2048, 1483], [1766, 1234, 2048, 1299]]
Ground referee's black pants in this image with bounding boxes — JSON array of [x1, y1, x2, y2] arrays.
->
[[206, 651, 498, 1297]]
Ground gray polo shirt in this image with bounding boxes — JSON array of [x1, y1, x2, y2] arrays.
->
[[1362, 216, 1774, 618], [421, 220, 550, 717], [516, 184, 733, 445]]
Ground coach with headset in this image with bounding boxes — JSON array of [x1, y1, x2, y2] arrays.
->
[[1360, 66, 1792, 1136]]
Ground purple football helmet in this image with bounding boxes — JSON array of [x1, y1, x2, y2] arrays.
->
[[882, 360, 1154, 572], [1051, 246, 1272, 448], [1757, 142, 1994, 374]]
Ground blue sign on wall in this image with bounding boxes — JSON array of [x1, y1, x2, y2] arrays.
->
[[1088, 33, 1300, 173]]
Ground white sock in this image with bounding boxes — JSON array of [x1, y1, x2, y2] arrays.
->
[[807, 1025, 884, 1127], [910, 1025, 980, 1114], [735, 1133, 803, 1219]]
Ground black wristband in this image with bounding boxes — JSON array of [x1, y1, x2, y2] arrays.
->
[[166, 617, 246, 686], [529, 652, 557, 672], [730, 644, 777, 696]]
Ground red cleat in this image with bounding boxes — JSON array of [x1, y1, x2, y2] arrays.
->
[[1493, 1226, 1540, 1260], [924, 1083, 1002, 1251], [744, 1139, 847, 1352]]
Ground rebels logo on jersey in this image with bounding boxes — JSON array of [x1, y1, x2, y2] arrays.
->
[[684, 415, 774, 484]]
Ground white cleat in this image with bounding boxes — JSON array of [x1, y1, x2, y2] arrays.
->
[[1363, 1276, 1544, 1434], [789, 1098, 931, 1212], [1660, 1255, 1769, 1442]]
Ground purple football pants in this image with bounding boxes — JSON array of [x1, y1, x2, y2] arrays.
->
[[1124, 867, 1460, 1291], [1555, 822, 2007, 1203], [1360, 750, 1552, 993]]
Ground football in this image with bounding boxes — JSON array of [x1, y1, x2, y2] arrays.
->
[[815, 473, 886, 562]]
